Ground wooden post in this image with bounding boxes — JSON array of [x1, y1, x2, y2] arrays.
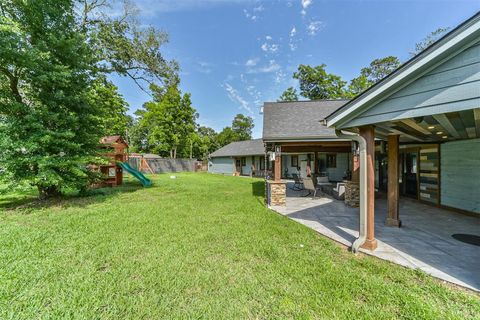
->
[[359, 125, 378, 251], [352, 142, 360, 182], [274, 145, 281, 181], [386, 135, 401, 227]]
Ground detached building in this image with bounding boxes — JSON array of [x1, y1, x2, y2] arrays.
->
[[208, 139, 266, 176]]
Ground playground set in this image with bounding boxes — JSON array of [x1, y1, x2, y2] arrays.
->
[[98, 135, 152, 187]]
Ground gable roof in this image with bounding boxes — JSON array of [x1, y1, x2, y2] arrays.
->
[[262, 100, 349, 141], [326, 11, 480, 129], [100, 135, 128, 146], [209, 139, 265, 158]]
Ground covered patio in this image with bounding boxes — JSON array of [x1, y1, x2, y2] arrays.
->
[[270, 184, 480, 291]]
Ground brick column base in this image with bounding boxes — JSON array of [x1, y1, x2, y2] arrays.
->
[[267, 181, 286, 206]]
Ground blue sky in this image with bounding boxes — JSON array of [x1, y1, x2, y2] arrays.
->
[[110, 0, 480, 138]]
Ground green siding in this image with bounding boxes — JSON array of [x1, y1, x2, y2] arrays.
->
[[440, 138, 480, 214], [343, 41, 480, 127]]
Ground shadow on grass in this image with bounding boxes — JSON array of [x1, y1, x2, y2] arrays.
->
[[0, 180, 146, 213]]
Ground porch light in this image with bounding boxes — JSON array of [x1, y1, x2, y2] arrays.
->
[[436, 131, 443, 135], [442, 136, 448, 139], [428, 126, 435, 129]]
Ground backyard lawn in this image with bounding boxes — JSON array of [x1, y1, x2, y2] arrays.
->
[[0, 173, 479, 319]]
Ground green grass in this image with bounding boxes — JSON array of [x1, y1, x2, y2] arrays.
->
[[0, 173, 478, 319]]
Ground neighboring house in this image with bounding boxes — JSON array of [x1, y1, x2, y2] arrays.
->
[[208, 139, 266, 176], [263, 100, 352, 181]]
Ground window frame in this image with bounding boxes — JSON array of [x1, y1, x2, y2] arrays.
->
[[326, 154, 337, 168], [291, 155, 299, 168]]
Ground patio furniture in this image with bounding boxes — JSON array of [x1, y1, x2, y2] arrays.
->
[[302, 176, 322, 198], [290, 173, 304, 191]]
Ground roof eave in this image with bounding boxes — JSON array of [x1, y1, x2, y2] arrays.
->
[[326, 12, 480, 129]]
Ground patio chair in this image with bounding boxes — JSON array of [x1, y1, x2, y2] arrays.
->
[[302, 176, 322, 199], [290, 173, 304, 191]]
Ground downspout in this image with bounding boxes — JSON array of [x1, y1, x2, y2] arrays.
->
[[335, 129, 367, 253]]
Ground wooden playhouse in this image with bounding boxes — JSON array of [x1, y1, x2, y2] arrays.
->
[[98, 135, 128, 187]]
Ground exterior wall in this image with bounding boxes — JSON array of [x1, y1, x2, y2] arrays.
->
[[344, 42, 480, 127], [281, 154, 308, 178], [440, 138, 480, 214], [242, 156, 252, 175], [208, 157, 234, 175], [317, 152, 350, 181]]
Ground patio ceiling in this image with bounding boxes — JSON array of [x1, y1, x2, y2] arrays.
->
[[371, 108, 480, 143]]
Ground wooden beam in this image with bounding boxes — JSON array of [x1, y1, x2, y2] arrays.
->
[[376, 123, 424, 142], [281, 146, 351, 153], [386, 135, 400, 227], [433, 114, 460, 138], [474, 108, 480, 137], [401, 119, 432, 135]]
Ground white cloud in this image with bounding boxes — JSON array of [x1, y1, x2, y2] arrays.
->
[[224, 83, 254, 115], [253, 5, 264, 12], [244, 4, 264, 21], [245, 58, 259, 67], [301, 0, 312, 16], [265, 35, 273, 40], [196, 61, 213, 74], [261, 42, 279, 53], [307, 20, 323, 36], [247, 60, 280, 74], [289, 26, 298, 51], [290, 26, 297, 38]]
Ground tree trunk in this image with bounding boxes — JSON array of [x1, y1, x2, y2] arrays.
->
[[37, 185, 60, 200]]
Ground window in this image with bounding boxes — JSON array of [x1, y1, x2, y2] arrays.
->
[[326, 154, 336, 168], [260, 156, 265, 170], [241, 157, 246, 166], [291, 155, 298, 168]]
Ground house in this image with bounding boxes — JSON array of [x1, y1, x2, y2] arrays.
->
[[208, 139, 266, 176], [264, 11, 479, 257], [263, 100, 352, 181]]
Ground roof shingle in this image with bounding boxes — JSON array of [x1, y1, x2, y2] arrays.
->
[[210, 139, 264, 158], [262, 100, 348, 141]]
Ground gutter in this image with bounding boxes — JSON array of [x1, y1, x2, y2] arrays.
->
[[334, 129, 367, 253]]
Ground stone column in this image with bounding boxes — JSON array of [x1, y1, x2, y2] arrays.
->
[[359, 125, 378, 251], [386, 134, 401, 227]]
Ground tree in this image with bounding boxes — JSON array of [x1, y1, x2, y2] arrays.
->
[[134, 83, 198, 158], [89, 76, 131, 137], [278, 87, 299, 102], [411, 27, 450, 56], [359, 56, 401, 84], [0, 0, 177, 198], [232, 114, 254, 141], [195, 126, 218, 159], [293, 64, 348, 100], [217, 127, 237, 147], [0, 0, 104, 198], [347, 74, 371, 97], [79, 0, 179, 91]]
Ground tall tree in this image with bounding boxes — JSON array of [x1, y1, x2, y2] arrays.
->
[[216, 127, 237, 147], [411, 27, 450, 56], [293, 64, 348, 100], [231, 114, 254, 141], [0, 0, 103, 198], [135, 84, 198, 158], [359, 56, 401, 84], [278, 87, 299, 102], [89, 76, 131, 137], [0, 0, 177, 198]]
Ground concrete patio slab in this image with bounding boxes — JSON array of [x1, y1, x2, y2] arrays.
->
[[270, 182, 480, 291]]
